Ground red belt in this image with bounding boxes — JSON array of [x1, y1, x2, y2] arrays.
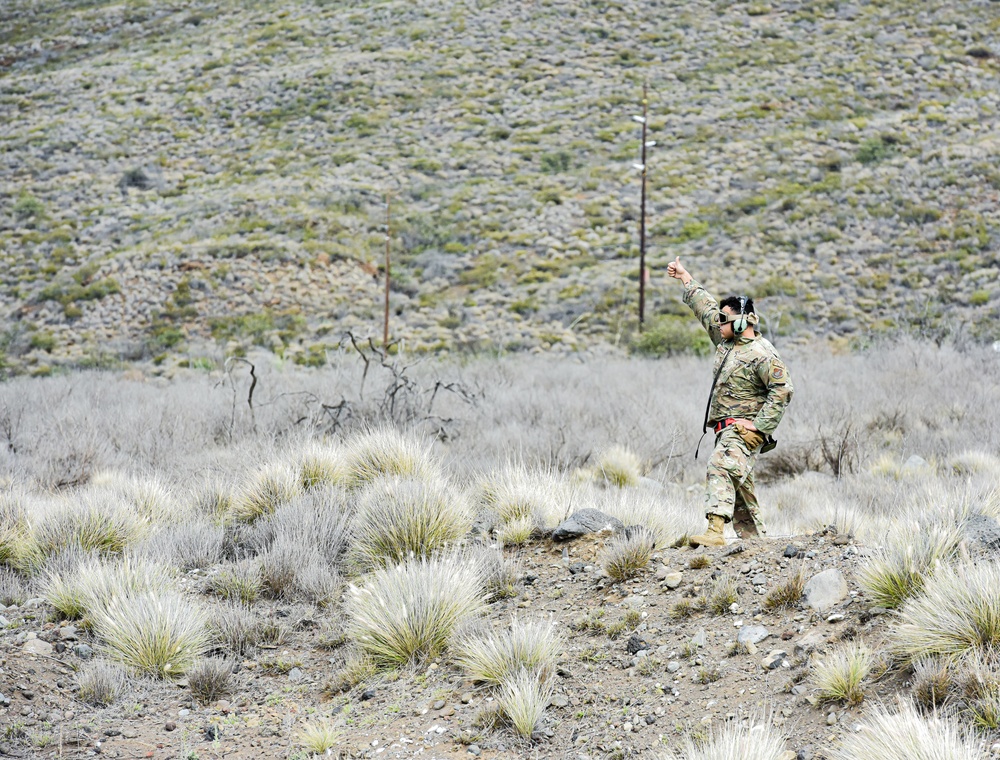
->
[[714, 418, 736, 434]]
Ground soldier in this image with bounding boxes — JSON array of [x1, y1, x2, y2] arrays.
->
[[666, 257, 793, 547]]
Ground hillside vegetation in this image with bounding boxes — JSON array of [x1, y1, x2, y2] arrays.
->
[[2, 0, 999, 374]]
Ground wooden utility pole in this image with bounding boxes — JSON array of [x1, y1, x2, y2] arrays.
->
[[638, 82, 649, 329], [383, 193, 391, 347]]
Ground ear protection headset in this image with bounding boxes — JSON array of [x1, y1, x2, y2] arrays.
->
[[730, 296, 759, 334]]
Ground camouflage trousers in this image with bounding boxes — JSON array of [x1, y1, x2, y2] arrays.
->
[[704, 425, 767, 537]]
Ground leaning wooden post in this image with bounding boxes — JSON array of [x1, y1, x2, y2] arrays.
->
[[383, 193, 391, 347]]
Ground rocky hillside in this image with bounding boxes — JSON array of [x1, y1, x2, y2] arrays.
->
[[2, 0, 999, 373]]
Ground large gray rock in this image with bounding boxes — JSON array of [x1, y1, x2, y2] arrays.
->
[[737, 625, 769, 645], [966, 512, 1000, 553], [803, 569, 848, 613], [551, 509, 624, 541], [23, 638, 54, 657]]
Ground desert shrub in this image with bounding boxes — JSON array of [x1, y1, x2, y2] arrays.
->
[[601, 530, 655, 582], [856, 519, 962, 609], [811, 642, 873, 706], [136, 519, 224, 571], [230, 463, 302, 523], [594, 445, 643, 487], [349, 475, 472, 570], [346, 553, 485, 666], [0, 566, 29, 606], [90, 590, 208, 678], [207, 559, 263, 604], [893, 561, 1000, 662], [666, 718, 787, 760], [77, 661, 129, 707], [324, 648, 378, 694], [631, 315, 712, 357], [496, 515, 537, 546], [207, 602, 286, 657], [466, 543, 519, 601], [187, 657, 233, 705], [243, 486, 352, 566], [258, 542, 340, 605], [340, 427, 441, 491], [455, 618, 560, 687], [89, 471, 178, 519], [497, 669, 553, 738], [827, 700, 979, 760]]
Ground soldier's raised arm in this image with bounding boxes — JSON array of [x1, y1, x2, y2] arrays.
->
[[668, 257, 723, 345]]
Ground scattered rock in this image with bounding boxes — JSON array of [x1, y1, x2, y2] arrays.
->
[[552, 509, 624, 541], [737, 625, 769, 645]]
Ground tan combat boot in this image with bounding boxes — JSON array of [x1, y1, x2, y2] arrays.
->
[[689, 515, 727, 548]]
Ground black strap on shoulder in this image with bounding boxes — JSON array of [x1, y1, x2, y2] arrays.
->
[[695, 344, 734, 459]]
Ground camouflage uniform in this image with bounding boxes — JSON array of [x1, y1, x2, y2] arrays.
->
[[683, 279, 793, 535]]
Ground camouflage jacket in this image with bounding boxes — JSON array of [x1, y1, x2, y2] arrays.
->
[[683, 279, 793, 434]]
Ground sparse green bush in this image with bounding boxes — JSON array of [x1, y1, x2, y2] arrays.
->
[[594, 445, 643, 487], [347, 554, 485, 667], [349, 475, 471, 570], [298, 720, 342, 755], [631, 316, 712, 357], [207, 559, 263, 604], [455, 618, 561, 687], [856, 135, 896, 165]]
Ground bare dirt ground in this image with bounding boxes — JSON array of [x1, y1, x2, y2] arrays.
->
[[0, 525, 942, 760]]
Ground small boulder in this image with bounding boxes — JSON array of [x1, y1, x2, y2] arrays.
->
[[803, 569, 848, 613], [552, 509, 624, 541]]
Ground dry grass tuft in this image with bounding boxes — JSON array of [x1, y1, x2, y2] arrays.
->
[[298, 719, 342, 755], [911, 656, 952, 710], [472, 462, 572, 534], [347, 553, 485, 667], [230, 463, 302, 523], [811, 642, 873, 706], [0, 566, 29, 607], [207, 602, 287, 657], [43, 553, 172, 622], [497, 669, 553, 738], [341, 427, 441, 491], [892, 561, 1000, 662], [76, 661, 129, 707], [349, 475, 471, 569], [296, 440, 347, 489], [601, 529, 655, 582], [90, 590, 208, 678], [455, 618, 561, 687], [187, 658, 233, 705], [207, 559, 263, 604], [29, 493, 149, 566], [857, 520, 961, 609], [827, 699, 980, 760], [763, 571, 805, 610], [594, 445, 644, 487], [706, 575, 738, 615], [688, 555, 711, 570], [598, 487, 696, 549], [666, 717, 787, 760]]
